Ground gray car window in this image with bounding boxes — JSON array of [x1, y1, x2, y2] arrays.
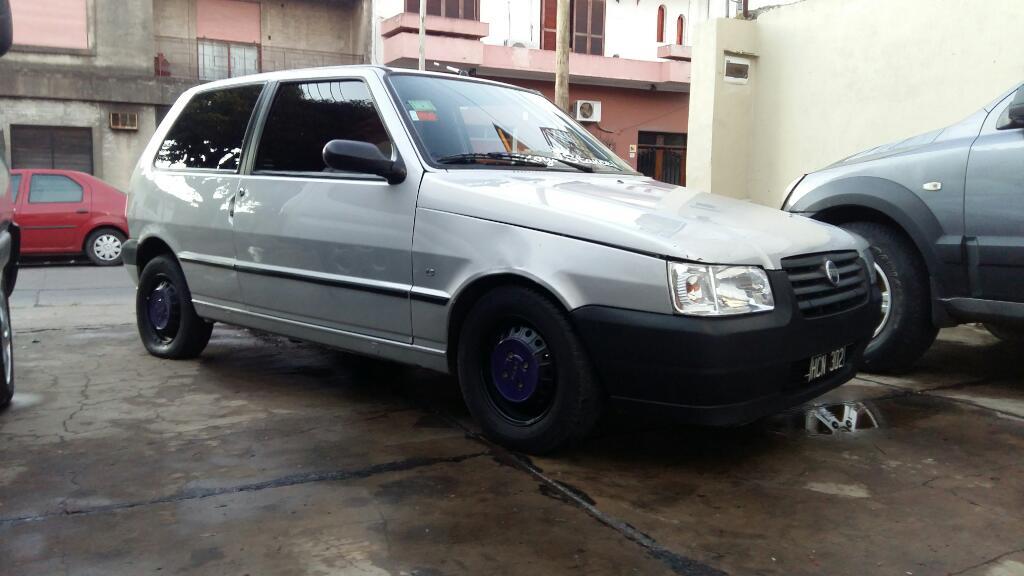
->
[[28, 174, 83, 203], [253, 80, 392, 173], [155, 84, 264, 171]]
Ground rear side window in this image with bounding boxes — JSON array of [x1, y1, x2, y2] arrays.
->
[[155, 84, 263, 171], [253, 80, 392, 173], [29, 175, 84, 203], [9, 174, 20, 202]]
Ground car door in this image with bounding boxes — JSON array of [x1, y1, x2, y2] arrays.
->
[[19, 171, 92, 254], [147, 82, 265, 307], [233, 73, 422, 342], [964, 85, 1024, 302]]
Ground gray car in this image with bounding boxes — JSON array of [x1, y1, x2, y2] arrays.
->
[[125, 66, 879, 452], [785, 82, 1024, 372]]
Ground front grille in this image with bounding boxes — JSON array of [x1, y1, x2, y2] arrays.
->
[[782, 251, 869, 318]]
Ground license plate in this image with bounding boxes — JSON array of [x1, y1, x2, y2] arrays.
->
[[804, 346, 847, 383]]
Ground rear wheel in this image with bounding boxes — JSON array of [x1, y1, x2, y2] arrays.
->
[[0, 280, 14, 409], [840, 221, 938, 373], [456, 286, 603, 454], [85, 228, 126, 266], [136, 255, 212, 359]]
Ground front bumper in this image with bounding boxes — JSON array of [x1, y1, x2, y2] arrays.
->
[[571, 271, 881, 426]]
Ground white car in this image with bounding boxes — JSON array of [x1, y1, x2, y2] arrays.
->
[[125, 66, 879, 452]]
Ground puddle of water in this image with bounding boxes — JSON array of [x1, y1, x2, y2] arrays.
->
[[768, 401, 882, 436]]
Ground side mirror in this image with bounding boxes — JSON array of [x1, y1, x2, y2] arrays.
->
[[322, 140, 406, 184], [0, 0, 12, 57], [996, 87, 1024, 130]]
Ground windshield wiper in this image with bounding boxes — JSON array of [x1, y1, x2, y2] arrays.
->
[[436, 152, 595, 172]]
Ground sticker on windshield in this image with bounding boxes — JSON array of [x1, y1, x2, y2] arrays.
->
[[408, 100, 438, 122]]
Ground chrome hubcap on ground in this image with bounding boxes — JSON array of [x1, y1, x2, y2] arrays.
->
[[0, 293, 11, 388], [873, 262, 892, 338], [93, 234, 122, 261], [486, 324, 555, 425], [147, 279, 180, 341]]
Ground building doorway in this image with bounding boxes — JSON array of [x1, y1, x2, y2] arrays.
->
[[637, 131, 685, 185]]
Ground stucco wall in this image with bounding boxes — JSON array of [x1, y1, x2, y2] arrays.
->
[[0, 98, 157, 190], [687, 0, 1024, 206]]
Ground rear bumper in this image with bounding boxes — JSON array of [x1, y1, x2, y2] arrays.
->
[[570, 271, 881, 426], [122, 239, 139, 283]]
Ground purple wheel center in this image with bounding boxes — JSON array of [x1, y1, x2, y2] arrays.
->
[[148, 284, 176, 331], [490, 336, 540, 403]]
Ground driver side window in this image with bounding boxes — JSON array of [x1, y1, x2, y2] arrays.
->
[[253, 80, 392, 174]]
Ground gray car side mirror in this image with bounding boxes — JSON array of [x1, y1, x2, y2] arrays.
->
[[322, 139, 406, 184], [996, 87, 1024, 131]]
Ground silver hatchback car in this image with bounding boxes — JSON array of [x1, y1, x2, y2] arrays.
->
[[125, 66, 880, 452]]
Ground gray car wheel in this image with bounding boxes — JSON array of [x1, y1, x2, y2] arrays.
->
[[841, 221, 938, 373], [0, 281, 14, 409]]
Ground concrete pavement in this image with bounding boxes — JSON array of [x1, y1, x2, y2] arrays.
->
[[1, 266, 1023, 575]]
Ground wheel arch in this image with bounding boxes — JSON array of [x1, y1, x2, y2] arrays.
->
[[793, 177, 956, 326], [134, 235, 177, 273], [81, 223, 129, 253], [445, 272, 570, 374]]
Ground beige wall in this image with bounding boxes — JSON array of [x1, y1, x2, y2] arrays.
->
[[0, 98, 158, 190], [687, 0, 1024, 207]]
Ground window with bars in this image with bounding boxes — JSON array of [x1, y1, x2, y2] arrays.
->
[[404, 0, 479, 20], [540, 0, 605, 56], [198, 39, 260, 82]]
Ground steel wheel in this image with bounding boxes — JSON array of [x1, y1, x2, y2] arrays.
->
[[145, 277, 181, 344], [483, 322, 557, 426], [872, 262, 892, 338], [92, 233, 123, 262], [0, 286, 12, 403]]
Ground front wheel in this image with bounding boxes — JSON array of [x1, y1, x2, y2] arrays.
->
[[86, 228, 126, 266], [456, 286, 604, 454], [840, 221, 938, 373], [136, 255, 212, 359], [0, 282, 14, 409]]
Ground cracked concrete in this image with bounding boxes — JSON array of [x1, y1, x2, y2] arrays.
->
[[2, 266, 1024, 575]]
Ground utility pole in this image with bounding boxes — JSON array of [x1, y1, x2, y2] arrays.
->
[[418, 0, 426, 71], [554, 0, 570, 110]]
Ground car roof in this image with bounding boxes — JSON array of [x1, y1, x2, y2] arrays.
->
[[188, 65, 542, 97]]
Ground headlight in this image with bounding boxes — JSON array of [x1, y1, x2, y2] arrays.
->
[[668, 263, 774, 316]]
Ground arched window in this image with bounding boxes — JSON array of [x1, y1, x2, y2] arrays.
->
[[676, 15, 685, 45], [656, 5, 665, 43]]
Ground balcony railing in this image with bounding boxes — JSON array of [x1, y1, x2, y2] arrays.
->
[[153, 35, 366, 81]]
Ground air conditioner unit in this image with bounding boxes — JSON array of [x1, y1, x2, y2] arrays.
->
[[573, 100, 602, 123], [109, 112, 139, 131]]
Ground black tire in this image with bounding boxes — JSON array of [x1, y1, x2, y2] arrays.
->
[[0, 281, 13, 410], [85, 227, 126, 266], [136, 255, 212, 359], [841, 221, 938, 373], [985, 323, 1024, 343], [456, 286, 604, 454]]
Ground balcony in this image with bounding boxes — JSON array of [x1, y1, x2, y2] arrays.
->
[[153, 35, 366, 82], [380, 14, 690, 92]]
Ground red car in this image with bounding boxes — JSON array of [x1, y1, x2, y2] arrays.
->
[[9, 169, 128, 266]]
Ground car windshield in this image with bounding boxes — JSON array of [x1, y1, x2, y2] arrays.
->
[[389, 74, 634, 173]]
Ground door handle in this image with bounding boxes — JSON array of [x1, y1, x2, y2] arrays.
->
[[237, 187, 248, 199], [75, 209, 88, 214]]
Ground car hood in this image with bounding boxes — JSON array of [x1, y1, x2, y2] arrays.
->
[[418, 171, 860, 269], [827, 128, 944, 169]]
